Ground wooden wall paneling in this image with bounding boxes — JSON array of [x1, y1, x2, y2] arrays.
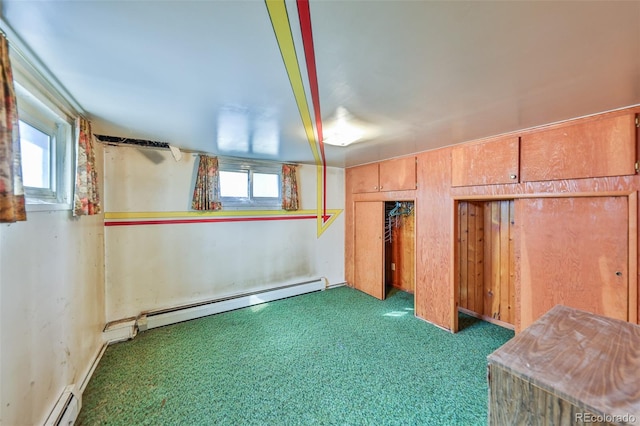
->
[[350, 163, 380, 193], [345, 171, 355, 286], [451, 136, 520, 187], [350, 107, 639, 334], [415, 148, 454, 330], [467, 203, 478, 314], [508, 200, 516, 325], [401, 212, 416, 292], [459, 202, 469, 310], [487, 202, 502, 319], [499, 200, 512, 324], [520, 113, 636, 182], [473, 203, 485, 315], [452, 200, 460, 333], [518, 196, 629, 330], [457, 201, 485, 314], [391, 211, 415, 293], [379, 156, 416, 191], [483, 202, 492, 319], [385, 221, 393, 288], [631, 191, 639, 325], [354, 201, 385, 299]]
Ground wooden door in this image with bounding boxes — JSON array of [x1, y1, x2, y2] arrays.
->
[[354, 201, 384, 299], [518, 196, 629, 330]]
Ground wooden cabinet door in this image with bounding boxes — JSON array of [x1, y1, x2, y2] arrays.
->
[[379, 156, 416, 191], [451, 136, 520, 187], [520, 113, 636, 182], [518, 197, 629, 331], [354, 201, 384, 299], [349, 163, 379, 193]]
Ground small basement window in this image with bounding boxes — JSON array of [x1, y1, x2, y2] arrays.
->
[[16, 83, 72, 209], [218, 158, 281, 209]]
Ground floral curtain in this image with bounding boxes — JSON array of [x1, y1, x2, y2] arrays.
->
[[73, 117, 101, 216], [0, 34, 26, 223], [192, 155, 222, 211], [281, 163, 299, 211]]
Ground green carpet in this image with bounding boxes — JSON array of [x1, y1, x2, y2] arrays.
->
[[77, 287, 513, 425]]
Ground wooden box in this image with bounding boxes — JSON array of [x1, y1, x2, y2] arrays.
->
[[487, 305, 640, 425]]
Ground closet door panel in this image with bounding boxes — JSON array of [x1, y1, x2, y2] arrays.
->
[[354, 201, 384, 299], [518, 197, 629, 330]]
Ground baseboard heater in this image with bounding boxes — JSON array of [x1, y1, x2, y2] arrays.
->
[[44, 385, 79, 426], [132, 278, 326, 332]]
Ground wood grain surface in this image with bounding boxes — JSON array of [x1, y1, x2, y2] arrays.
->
[[415, 148, 454, 330], [379, 156, 416, 191], [390, 210, 415, 293], [349, 163, 379, 193], [354, 201, 384, 299], [518, 196, 629, 329], [488, 305, 640, 423], [521, 113, 636, 182], [488, 365, 616, 426], [451, 135, 520, 187]]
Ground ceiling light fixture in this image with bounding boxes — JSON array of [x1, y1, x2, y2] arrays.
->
[[322, 107, 375, 147]]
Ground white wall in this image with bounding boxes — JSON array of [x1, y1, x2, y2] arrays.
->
[[0, 146, 105, 425], [104, 146, 345, 322]]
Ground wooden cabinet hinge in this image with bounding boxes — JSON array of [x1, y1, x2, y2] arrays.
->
[[636, 115, 640, 128], [636, 161, 639, 173]]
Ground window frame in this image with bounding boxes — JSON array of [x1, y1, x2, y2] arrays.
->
[[218, 158, 282, 210], [15, 82, 73, 211]]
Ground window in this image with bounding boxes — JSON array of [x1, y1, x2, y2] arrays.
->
[[218, 159, 281, 209], [15, 83, 72, 209]]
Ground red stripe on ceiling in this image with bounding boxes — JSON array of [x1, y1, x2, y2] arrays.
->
[[297, 0, 329, 223], [105, 215, 318, 227]]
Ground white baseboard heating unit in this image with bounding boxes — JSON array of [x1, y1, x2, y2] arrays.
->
[[138, 278, 326, 331], [44, 385, 80, 426], [103, 278, 327, 342]]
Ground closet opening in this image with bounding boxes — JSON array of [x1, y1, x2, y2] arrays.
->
[[384, 201, 415, 298], [456, 199, 515, 331]]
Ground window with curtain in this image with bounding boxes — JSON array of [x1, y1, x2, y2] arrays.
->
[[192, 157, 300, 211]]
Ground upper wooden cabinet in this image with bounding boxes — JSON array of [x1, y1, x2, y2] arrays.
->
[[451, 136, 520, 187], [349, 163, 380, 193], [379, 156, 416, 191], [350, 156, 416, 193], [520, 113, 637, 182]]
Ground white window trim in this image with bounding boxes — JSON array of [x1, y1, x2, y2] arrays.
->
[[218, 157, 282, 210], [15, 82, 73, 211]]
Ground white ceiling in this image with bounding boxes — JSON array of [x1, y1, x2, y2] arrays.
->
[[2, 0, 639, 168]]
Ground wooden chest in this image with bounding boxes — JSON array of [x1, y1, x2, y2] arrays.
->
[[487, 305, 640, 425]]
